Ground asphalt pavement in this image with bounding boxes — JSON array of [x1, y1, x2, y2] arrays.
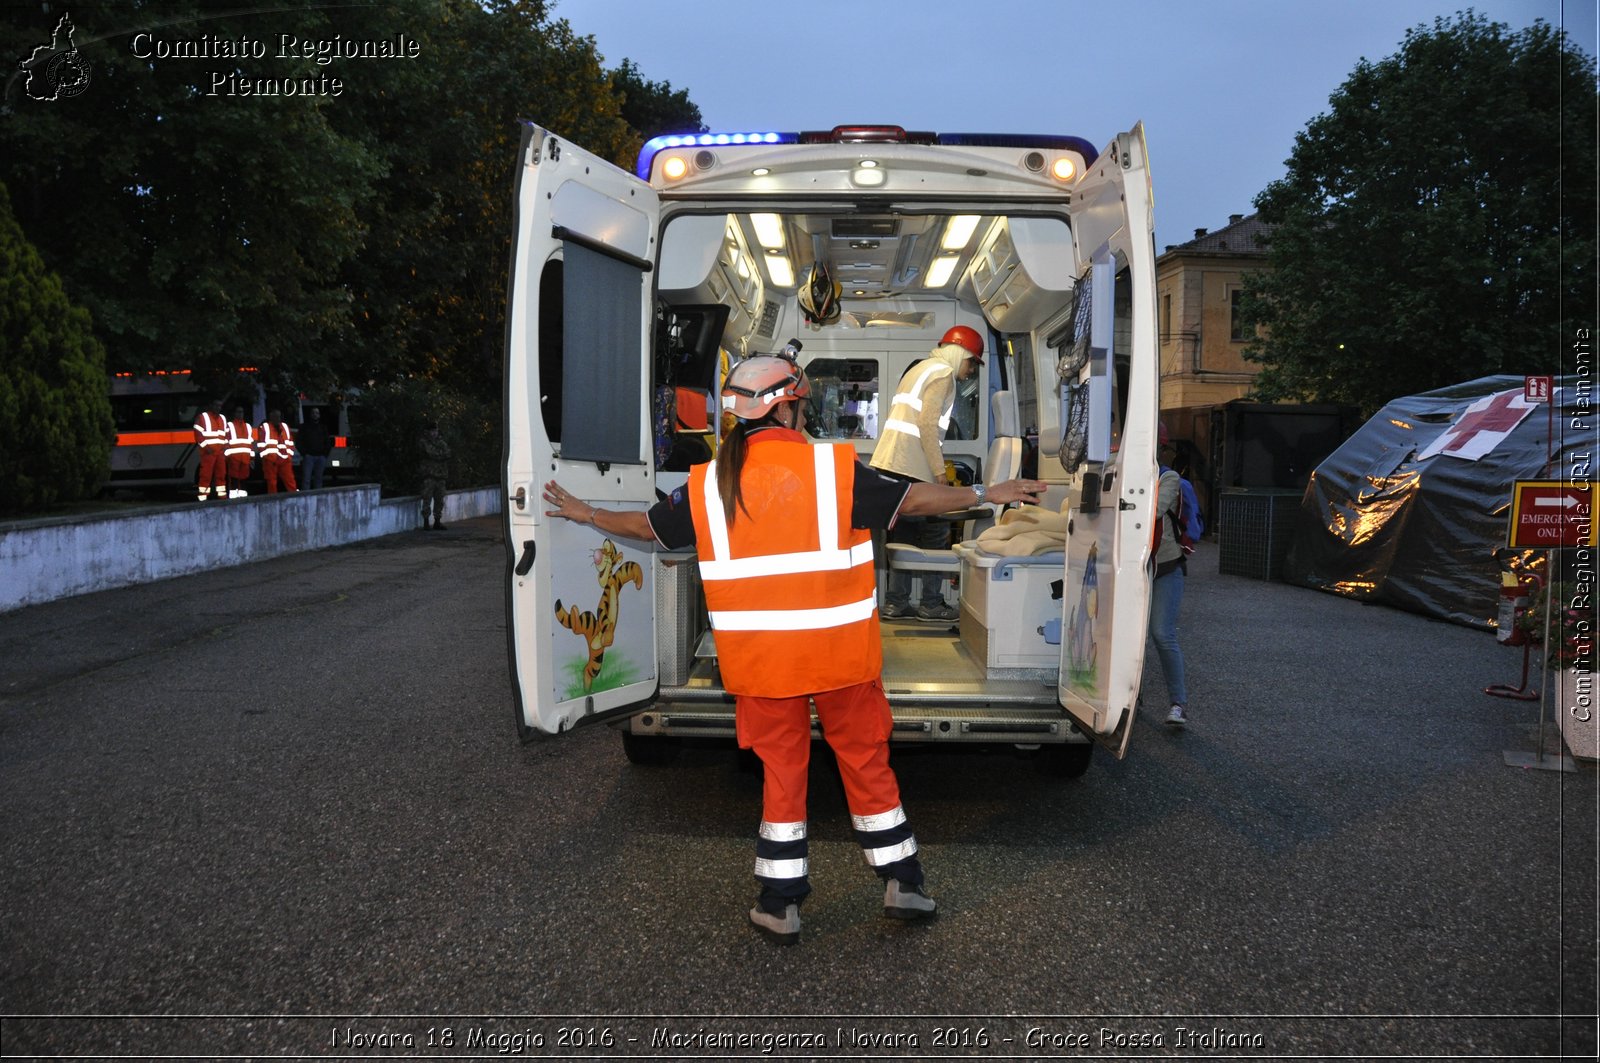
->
[[0, 517, 1594, 1060]]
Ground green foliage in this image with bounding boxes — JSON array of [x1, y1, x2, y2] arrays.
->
[[1242, 12, 1598, 417], [609, 59, 707, 140], [351, 378, 495, 498], [0, 182, 114, 514], [0, 0, 705, 504]]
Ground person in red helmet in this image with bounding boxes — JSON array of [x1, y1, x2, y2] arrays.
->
[[542, 351, 1046, 945], [869, 324, 986, 622]]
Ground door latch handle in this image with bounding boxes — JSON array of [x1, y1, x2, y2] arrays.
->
[[510, 485, 527, 510], [514, 540, 536, 576]]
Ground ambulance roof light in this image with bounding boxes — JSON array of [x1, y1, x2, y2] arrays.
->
[[634, 128, 1099, 180], [636, 131, 797, 178]]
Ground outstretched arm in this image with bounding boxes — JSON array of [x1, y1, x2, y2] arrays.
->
[[899, 477, 1048, 517], [543, 480, 658, 543]]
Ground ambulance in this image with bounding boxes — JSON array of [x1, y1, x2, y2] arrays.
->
[[107, 369, 359, 494], [504, 121, 1160, 777]]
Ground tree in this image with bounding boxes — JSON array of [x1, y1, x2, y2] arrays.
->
[[1241, 12, 1597, 415], [0, 181, 114, 514], [609, 58, 707, 141], [0, 2, 383, 395]]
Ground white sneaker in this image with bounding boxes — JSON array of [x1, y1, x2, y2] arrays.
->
[[1166, 704, 1188, 728]]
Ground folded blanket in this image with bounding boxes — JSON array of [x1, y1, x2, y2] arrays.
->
[[972, 500, 1069, 556]]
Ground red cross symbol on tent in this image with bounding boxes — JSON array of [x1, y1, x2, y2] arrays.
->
[[1441, 391, 1528, 452]]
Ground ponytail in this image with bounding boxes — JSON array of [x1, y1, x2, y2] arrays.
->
[[716, 421, 750, 525], [714, 409, 786, 525]]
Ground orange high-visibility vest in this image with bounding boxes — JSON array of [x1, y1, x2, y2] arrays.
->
[[688, 437, 879, 697], [258, 422, 296, 460], [193, 410, 227, 449], [224, 420, 255, 457]]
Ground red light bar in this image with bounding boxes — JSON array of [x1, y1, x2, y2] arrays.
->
[[797, 125, 938, 145]]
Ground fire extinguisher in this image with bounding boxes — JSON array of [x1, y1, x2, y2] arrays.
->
[[1495, 571, 1541, 645]]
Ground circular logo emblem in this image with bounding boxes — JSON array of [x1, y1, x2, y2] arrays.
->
[[47, 51, 92, 99]]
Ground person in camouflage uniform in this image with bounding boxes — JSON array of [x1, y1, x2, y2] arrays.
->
[[419, 422, 451, 529]]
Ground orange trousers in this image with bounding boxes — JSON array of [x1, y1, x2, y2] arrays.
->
[[737, 678, 922, 908], [197, 448, 227, 496], [263, 457, 297, 493]]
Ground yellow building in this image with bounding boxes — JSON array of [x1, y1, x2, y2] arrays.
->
[[1155, 212, 1273, 442]]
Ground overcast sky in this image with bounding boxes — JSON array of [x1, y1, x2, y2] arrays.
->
[[552, 0, 1596, 251]]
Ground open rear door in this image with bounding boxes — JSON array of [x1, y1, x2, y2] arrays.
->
[[503, 123, 661, 739], [1058, 124, 1160, 758]]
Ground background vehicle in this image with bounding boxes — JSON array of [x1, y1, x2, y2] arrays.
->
[[108, 370, 359, 495], [504, 122, 1161, 778]]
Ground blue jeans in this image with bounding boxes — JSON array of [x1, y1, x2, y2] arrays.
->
[[301, 455, 329, 490], [1148, 564, 1187, 706], [886, 515, 950, 608]]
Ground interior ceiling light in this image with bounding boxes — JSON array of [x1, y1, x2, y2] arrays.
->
[[941, 215, 981, 251], [662, 155, 688, 180], [850, 166, 886, 188], [858, 159, 879, 168], [751, 167, 770, 176], [1052, 157, 1077, 181], [924, 254, 960, 288], [764, 255, 794, 287], [750, 213, 785, 250]]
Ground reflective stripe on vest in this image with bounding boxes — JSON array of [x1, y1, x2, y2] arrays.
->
[[259, 423, 296, 460], [194, 411, 227, 448], [689, 440, 880, 696], [885, 362, 954, 436], [224, 422, 254, 457], [698, 445, 877, 630]]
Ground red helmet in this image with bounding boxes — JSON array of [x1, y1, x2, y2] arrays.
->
[[721, 355, 811, 420], [940, 325, 985, 362]]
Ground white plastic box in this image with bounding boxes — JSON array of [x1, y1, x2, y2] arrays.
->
[[955, 544, 1066, 670]]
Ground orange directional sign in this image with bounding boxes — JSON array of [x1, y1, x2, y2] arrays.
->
[[1508, 480, 1598, 548]]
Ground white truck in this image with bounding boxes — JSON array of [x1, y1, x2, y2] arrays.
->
[[504, 121, 1161, 777]]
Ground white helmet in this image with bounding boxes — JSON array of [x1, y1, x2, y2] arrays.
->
[[798, 261, 841, 325], [721, 355, 810, 420]]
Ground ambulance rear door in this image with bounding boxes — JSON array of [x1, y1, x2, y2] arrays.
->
[[503, 122, 662, 740], [1057, 124, 1160, 758]]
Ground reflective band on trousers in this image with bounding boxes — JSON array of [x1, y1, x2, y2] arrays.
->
[[862, 837, 918, 867], [698, 445, 875, 623], [754, 856, 807, 879], [851, 806, 907, 833], [759, 820, 807, 842]]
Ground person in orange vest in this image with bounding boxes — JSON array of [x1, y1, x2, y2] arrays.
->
[[258, 408, 298, 494], [542, 354, 1046, 945], [192, 397, 228, 501], [223, 405, 256, 498]]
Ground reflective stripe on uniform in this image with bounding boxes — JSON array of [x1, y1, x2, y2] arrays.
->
[[753, 856, 807, 879], [759, 820, 807, 842], [709, 594, 878, 632], [861, 837, 918, 867], [699, 446, 873, 584], [851, 806, 907, 833]]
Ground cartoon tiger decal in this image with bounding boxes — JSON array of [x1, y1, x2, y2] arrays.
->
[[554, 538, 644, 692]]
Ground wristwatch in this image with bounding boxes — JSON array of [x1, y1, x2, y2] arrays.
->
[[971, 483, 988, 504]]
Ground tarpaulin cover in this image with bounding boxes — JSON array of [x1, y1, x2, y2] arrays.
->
[[1285, 375, 1592, 630]]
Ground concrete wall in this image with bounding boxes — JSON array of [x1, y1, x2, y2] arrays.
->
[[0, 485, 502, 613]]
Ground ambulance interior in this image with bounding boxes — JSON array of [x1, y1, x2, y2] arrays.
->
[[644, 205, 1136, 727]]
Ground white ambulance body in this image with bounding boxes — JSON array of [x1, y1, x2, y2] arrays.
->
[[504, 122, 1160, 776]]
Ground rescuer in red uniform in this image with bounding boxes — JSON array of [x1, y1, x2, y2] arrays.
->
[[192, 398, 228, 501], [224, 406, 256, 498], [258, 409, 298, 494], [542, 353, 1046, 944]]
